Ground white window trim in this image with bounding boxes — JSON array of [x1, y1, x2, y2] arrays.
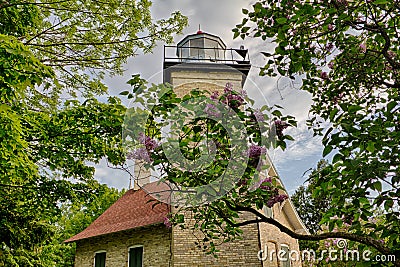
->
[[93, 250, 106, 267], [128, 245, 144, 267], [263, 205, 274, 219]]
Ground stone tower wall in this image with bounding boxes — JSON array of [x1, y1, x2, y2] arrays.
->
[[171, 210, 262, 267]]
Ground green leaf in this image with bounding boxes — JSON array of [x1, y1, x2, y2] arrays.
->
[[272, 110, 282, 117], [372, 0, 389, 4], [373, 181, 382, 192], [329, 108, 339, 121], [261, 52, 272, 57], [348, 105, 362, 113], [332, 153, 343, 164], [384, 199, 393, 210], [276, 18, 287, 24], [323, 145, 333, 157], [366, 141, 375, 153], [284, 135, 294, 141]]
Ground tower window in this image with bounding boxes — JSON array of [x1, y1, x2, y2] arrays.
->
[[94, 251, 106, 267], [263, 205, 274, 218], [129, 246, 143, 267]]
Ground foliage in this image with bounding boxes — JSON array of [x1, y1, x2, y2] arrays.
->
[[0, 37, 123, 263], [235, 0, 399, 263], [0, 1, 187, 265], [1, 0, 187, 104], [54, 183, 124, 267], [292, 160, 331, 251], [123, 82, 296, 255]]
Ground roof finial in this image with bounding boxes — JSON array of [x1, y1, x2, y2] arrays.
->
[[197, 24, 203, 34]]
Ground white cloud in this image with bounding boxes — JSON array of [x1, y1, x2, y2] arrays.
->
[[273, 121, 323, 164], [93, 159, 131, 190]]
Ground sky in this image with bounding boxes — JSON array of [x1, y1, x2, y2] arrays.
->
[[95, 0, 326, 194]]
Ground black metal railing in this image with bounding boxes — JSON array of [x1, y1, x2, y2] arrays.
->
[[163, 45, 250, 65]]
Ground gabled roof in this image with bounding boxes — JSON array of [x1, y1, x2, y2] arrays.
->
[[64, 186, 169, 243]]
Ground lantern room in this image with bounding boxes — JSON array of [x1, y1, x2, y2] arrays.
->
[[163, 30, 251, 79], [176, 31, 226, 62]]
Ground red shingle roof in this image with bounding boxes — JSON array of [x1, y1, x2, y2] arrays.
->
[[64, 185, 170, 243]]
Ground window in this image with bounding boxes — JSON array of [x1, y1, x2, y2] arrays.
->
[[280, 244, 291, 267], [94, 251, 106, 267], [190, 38, 204, 58], [263, 205, 274, 218], [129, 246, 143, 267]]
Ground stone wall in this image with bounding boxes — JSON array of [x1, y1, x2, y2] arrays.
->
[[74, 224, 171, 267], [258, 203, 302, 267], [172, 211, 262, 267], [165, 64, 245, 98]]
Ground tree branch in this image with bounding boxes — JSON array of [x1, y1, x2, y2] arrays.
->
[[224, 202, 395, 258]]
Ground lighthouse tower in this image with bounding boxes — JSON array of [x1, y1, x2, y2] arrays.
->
[[133, 30, 252, 189], [163, 29, 251, 97], [161, 31, 307, 267]]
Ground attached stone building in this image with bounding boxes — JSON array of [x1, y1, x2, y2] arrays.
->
[[65, 31, 308, 267]]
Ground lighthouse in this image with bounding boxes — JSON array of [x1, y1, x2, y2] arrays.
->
[[163, 30, 251, 97], [132, 31, 253, 189]]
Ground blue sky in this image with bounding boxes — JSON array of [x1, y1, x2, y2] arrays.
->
[[95, 0, 326, 194]]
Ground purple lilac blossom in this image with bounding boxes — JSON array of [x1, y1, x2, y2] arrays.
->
[[248, 144, 267, 158], [239, 89, 247, 98], [253, 109, 265, 122], [325, 43, 334, 51], [359, 43, 367, 53], [138, 132, 159, 150], [224, 82, 233, 93], [204, 103, 221, 118], [210, 91, 219, 100], [128, 133, 159, 163], [259, 177, 272, 190], [129, 147, 151, 163], [266, 194, 288, 208], [225, 93, 244, 109], [163, 217, 172, 228]]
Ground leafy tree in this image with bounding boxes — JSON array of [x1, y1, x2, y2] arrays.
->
[[0, 37, 126, 262], [124, 77, 395, 263], [292, 160, 331, 235], [51, 183, 124, 267], [0, 1, 187, 265], [292, 160, 331, 251], [1, 0, 187, 102], [234, 0, 399, 264], [122, 82, 297, 255]]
